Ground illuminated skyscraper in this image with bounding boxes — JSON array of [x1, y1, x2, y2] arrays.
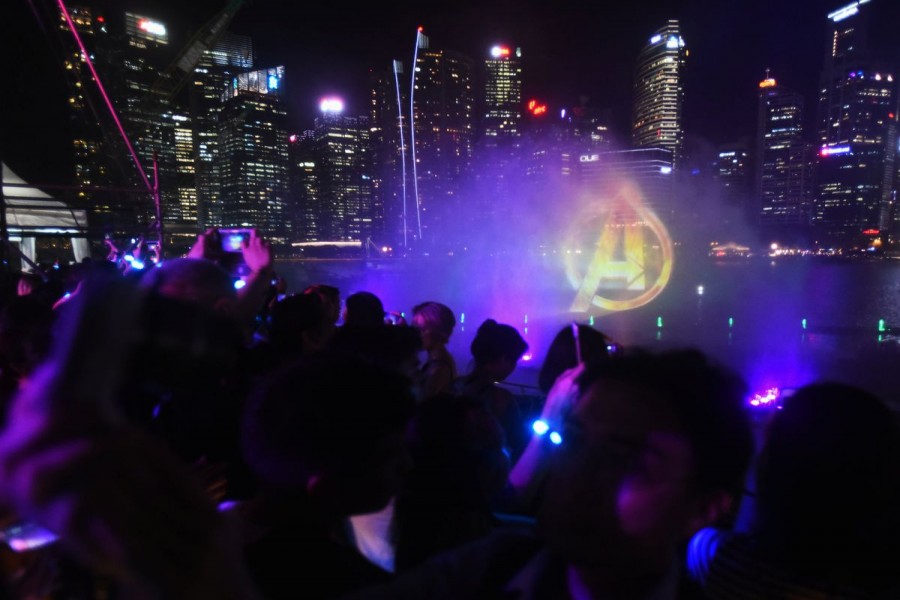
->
[[482, 45, 523, 144], [410, 32, 475, 249], [288, 132, 320, 242], [58, 6, 106, 215], [59, 7, 171, 236], [217, 66, 289, 243], [119, 12, 180, 227], [715, 145, 752, 208], [631, 21, 687, 166], [190, 32, 254, 229], [477, 44, 524, 229], [302, 99, 377, 243], [755, 74, 810, 229], [814, 0, 898, 244], [368, 62, 409, 247], [172, 113, 197, 224]]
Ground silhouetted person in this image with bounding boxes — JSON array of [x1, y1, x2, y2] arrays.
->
[[411, 301, 457, 399], [454, 319, 529, 460], [343, 349, 754, 600], [238, 352, 416, 599], [393, 394, 511, 570], [688, 382, 900, 598], [343, 291, 386, 328], [538, 323, 610, 396]]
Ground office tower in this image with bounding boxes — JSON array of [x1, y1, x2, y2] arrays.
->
[[482, 45, 523, 144], [171, 112, 197, 224], [368, 62, 409, 248], [574, 148, 675, 216], [476, 44, 524, 229], [632, 21, 687, 167], [814, 0, 898, 244], [190, 32, 254, 229], [297, 98, 377, 243], [756, 74, 810, 230], [58, 6, 104, 209], [58, 5, 145, 237], [217, 66, 290, 244], [119, 12, 179, 228], [410, 32, 475, 249], [288, 132, 320, 242], [715, 145, 752, 210]]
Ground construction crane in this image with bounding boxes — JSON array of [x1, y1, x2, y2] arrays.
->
[[150, 0, 247, 103]]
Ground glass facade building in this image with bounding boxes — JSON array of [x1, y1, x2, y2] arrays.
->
[[814, 0, 898, 243], [632, 20, 686, 167], [217, 66, 289, 243], [756, 76, 810, 227]]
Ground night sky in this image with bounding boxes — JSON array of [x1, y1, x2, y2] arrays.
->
[[4, 0, 900, 186]]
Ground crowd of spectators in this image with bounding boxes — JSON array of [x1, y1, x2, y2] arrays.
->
[[0, 227, 898, 599]]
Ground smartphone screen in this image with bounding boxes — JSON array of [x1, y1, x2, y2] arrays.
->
[[0, 521, 58, 552], [219, 229, 250, 253]]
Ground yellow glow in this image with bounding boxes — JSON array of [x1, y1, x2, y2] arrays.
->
[[759, 78, 777, 88], [565, 180, 674, 314]]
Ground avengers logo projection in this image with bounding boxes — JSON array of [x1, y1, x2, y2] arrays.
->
[[565, 181, 674, 314]]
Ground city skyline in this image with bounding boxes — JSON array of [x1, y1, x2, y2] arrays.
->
[[9, 0, 900, 187]]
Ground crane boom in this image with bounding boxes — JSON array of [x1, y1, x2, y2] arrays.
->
[[151, 0, 246, 102]]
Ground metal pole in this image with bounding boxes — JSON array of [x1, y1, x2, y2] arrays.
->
[[410, 28, 423, 242], [0, 158, 8, 273], [393, 60, 408, 249], [153, 151, 163, 256]]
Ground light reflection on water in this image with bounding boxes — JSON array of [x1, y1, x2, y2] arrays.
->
[[274, 255, 900, 402]]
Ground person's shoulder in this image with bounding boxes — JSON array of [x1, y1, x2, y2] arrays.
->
[[339, 529, 542, 600]]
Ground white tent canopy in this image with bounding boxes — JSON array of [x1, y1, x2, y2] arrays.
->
[[1, 162, 90, 265]]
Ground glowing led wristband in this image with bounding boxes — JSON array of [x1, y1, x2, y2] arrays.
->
[[532, 419, 563, 445]]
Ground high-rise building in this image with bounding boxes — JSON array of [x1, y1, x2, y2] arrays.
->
[[59, 6, 148, 237], [632, 21, 687, 166], [482, 45, 523, 145], [299, 98, 377, 243], [288, 132, 320, 242], [755, 74, 810, 229], [59, 6, 104, 210], [814, 0, 898, 245], [368, 62, 409, 248], [171, 113, 197, 224], [119, 12, 180, 228], [715, 145, 752, 209], [476, 44, 524, 229], [410, 32, 475, 249], [573, 148, 675, 216], [217, 66, 290, 244], [190, 32, 254, 229]]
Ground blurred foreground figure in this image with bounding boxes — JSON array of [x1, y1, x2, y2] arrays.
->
[[688, 382, 900, 598], [238, 352, 416, 599], [343, 349, 753, 600], [0, 273, 261, 599]]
